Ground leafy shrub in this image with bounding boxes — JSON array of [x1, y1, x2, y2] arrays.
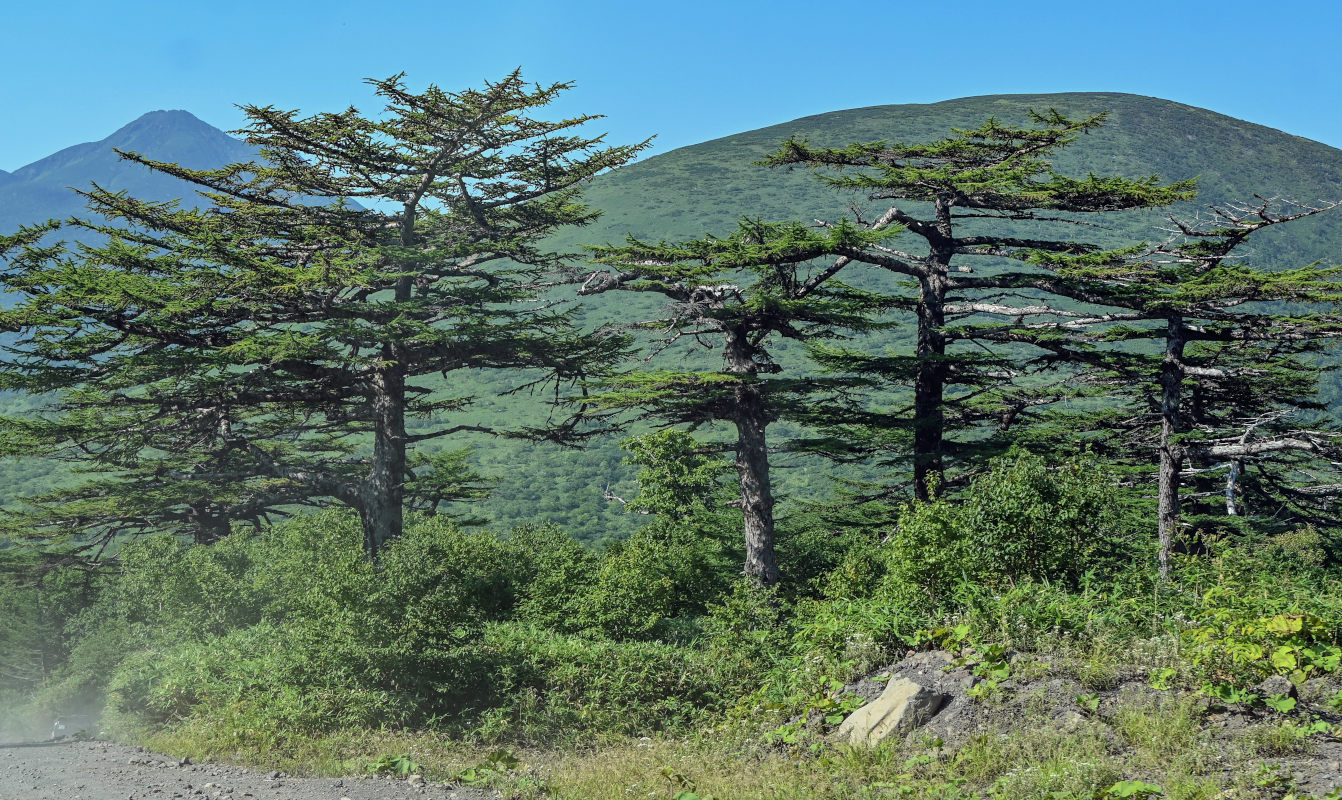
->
[[86, 508, 752, 742], [700, 580, 790, 676], [620, 429, 733, 518], [376, 514, 529, 635], [464, 621, 733, 742], [574, 513, 736, 641], [508, 522, 599, 632], [1179, 549, 1342, 695], [885, 449, 1136, 601]]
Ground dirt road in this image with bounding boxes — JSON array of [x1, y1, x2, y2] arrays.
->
[[0, 739, 495, 800]]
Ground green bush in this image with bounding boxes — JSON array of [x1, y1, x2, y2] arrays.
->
[[508, 522, 600, 632], [464, 621, 733, 743], [885, 449, 1137, 601], [574, 513, 737, 641], [87, 508, 752, 742]]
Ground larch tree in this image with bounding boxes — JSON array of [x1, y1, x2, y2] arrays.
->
[[761, 112, 1196, 499], [0, 72, 644, 559], [992, 198, 1342, 576], [581, 219, 896, 585]]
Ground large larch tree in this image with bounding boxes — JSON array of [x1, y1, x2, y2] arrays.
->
[[0, 72, 644, 559], [762, 112, 1196, 499], [581, 219, 896, 585], [989, 198, 1342, 575]]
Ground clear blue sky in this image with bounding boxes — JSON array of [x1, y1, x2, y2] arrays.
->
[[2, 0, 1340, 172]]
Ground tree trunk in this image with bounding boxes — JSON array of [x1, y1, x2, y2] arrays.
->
[[1157, 431, 1182, 580], [360, 212, 418, 560], [1157, 316, 1186, 579], [187, 500, 231, 545], [735, 389, 780, 586], [723, 325, 779, 586], [912, 265, 948, 500], [362, 363, 407, 559], [1225, 460, 1241, 516]]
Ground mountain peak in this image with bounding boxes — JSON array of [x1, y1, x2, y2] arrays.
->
[[100, 109, 241, 155], [0, 110, 258, 233], [109, 109, 216, 136]]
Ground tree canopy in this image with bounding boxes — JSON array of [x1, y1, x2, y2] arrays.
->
[[762, 112, 1197, 499], [0, 72, 645, 558]]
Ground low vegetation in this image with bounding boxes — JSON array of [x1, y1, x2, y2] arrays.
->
[[4, 448, 1341, 798]]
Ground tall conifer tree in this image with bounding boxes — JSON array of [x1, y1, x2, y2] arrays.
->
[[762, 112, 1196, 499], [582, 219, 895, 585], [987, 199, 1342, 575], [0, 73, 643, 558]]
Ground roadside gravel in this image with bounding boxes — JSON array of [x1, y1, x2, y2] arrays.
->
[[0, 739, 497, 800]]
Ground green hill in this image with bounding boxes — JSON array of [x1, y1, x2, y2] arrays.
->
[[558, 92, 1342, 267], [3, 94, 1341, 544]]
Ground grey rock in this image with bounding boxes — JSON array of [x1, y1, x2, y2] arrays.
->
[[1255, 674, 1298, 700], [1301, 677, 1339, 703], [838, 677, 951, 746]]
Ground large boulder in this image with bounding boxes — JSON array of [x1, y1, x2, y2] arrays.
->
[[837, 677, 951, 745]]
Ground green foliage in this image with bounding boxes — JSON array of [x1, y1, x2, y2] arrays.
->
[[366, 752, 420, 776], [1106, 780, 1164, 799], [574, 513, 736, 640], [507, 522, 600, 632], [64, 510, 747, 744], [885, 449, 1135, 600], [453, 749, 519, 786], [699, 580, 790, 677], [0, 72, 645, 558], [620, 430, 733, 518], [1182, 563, 1342, 696]]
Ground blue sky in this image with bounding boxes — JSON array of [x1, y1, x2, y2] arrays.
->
[[2, 0, 1340, 172]]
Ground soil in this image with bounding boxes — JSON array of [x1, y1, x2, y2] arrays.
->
[[0, 739, 496, 800]]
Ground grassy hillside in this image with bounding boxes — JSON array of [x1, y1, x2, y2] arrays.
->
[[557, 92, 1342, 265]]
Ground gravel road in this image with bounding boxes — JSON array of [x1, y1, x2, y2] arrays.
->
[[0, 739, 497, 800]]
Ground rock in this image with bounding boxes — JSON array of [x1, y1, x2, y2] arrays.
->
[[407, 774, 427, 787], [837, 677, 950, 746], [1255, 674, 1298, 700], [1301, 677, 1338, 703]]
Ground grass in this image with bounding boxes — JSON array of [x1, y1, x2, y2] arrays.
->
[[131, 674, 1338, 800]]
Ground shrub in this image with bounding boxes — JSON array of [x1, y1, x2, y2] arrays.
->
[[574, 513, 736, 641], [885, 449, 1136, 601], [464, 621, 732, 743], [508, 522, 600, 632]]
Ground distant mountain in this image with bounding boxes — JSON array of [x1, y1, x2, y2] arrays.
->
[[0, 110, 255, 235], [555, 92, 1342, 269]]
